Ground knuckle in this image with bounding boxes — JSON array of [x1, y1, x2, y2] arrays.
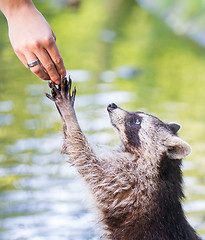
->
[[20, 43, 30, 51], [40, 74, 49, 80], [44, 62, 54, 71], [43, 36, 55, 47], [14, 47, 21, 54], [53, 57, 62, 65], [32, 40, 41, 49], [32, 67, 49, 80], [31, 66, 41, 75], [59, 68, 66, 76]]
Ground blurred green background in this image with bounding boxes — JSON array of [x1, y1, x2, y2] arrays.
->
[[0, 0, 205, 239]]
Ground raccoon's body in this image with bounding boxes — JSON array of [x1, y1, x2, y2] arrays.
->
[[46, 78, 201, 240]]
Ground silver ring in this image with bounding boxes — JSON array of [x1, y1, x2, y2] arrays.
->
[[27, 59, 40, 68]]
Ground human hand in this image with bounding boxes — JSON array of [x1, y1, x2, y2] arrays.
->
[[4, 2, 66, 84]]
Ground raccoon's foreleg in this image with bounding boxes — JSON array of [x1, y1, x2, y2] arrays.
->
[[45, 77, 102, 178]]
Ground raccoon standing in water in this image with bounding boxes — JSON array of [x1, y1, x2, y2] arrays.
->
[[46, 77, 201, 240]]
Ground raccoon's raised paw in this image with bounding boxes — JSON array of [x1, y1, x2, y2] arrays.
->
[[45, 76, 76, 107]]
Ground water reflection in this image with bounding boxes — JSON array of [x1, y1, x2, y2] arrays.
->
[[5, 135, 61, 154], [115, 65, 142, 79], [100, 71, 115, 82], [1, 137, 100, 239], [184, 200, 205, 213], [0, 114, 13, 126], [0, 101, 13, 112], [66, 70, 91, 82], [100, 65, 142, 83], [77, 91, 133, 107], [101, 30, 116, 43]]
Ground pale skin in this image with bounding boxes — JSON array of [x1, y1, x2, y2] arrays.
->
[[0, 0, 66, 84]]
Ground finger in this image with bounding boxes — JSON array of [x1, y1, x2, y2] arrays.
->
[[45, 92, 56, 101], [15, 51, 28, 68], [68, 75, 72, 96], [35, 48, 61, 85], [61, 77, 68, 99], [71, 86, 76, 107], [26, 53, 50, 80], [50, 82, 61, 98], [46, 42, 66, 78]]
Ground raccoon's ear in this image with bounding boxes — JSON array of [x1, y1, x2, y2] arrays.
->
[[165, 136, 192, 159], [167, 122, 181, 134]]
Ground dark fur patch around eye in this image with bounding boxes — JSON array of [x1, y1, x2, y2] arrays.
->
[[124, 113, 141, 147]]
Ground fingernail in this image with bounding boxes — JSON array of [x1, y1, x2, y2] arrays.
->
[[54, 80, 60, 85]]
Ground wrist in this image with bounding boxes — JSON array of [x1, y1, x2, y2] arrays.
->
[[0, 0, 35, 21]]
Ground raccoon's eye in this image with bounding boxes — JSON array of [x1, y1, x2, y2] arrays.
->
[[130, 118, 141, 125], [135, 118, 141, 125]]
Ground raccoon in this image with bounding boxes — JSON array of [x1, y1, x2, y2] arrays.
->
[[45, 77, 201, 240]]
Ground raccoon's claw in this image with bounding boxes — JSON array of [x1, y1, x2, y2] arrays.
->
[[48, 81, 60, 98], [63, 77, 69, 86], [61, 77, 68, 99], [44, 92, 55, 101], [63, 76, 76, 107], [71, 86, 76, 107], [45, 76, 76, 107]]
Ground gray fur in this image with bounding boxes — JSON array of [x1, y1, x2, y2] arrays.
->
[[46, 78, 200, 240]]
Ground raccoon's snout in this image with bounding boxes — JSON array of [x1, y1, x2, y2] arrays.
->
[[107, 103, 118, 112]]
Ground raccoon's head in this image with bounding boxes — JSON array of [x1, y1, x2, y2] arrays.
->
[[107, 103, 191, 160]]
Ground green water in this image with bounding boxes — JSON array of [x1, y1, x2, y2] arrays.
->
[[0, 0, 205, 239]]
